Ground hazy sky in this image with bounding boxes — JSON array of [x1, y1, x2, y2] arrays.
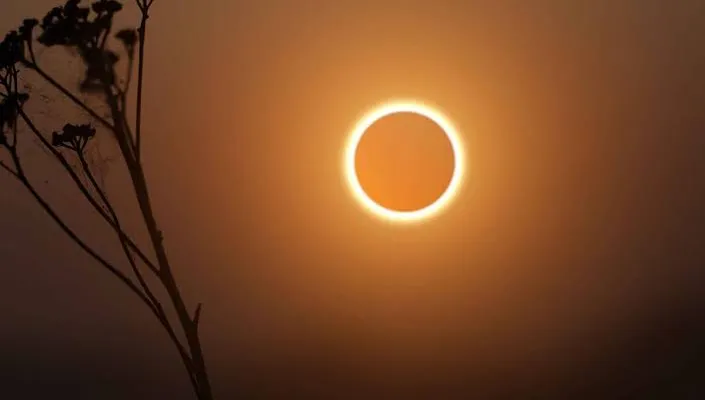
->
[[2, 0, 705, 398]]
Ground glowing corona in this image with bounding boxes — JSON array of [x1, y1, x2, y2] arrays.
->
[[344, 100, 466, 223]]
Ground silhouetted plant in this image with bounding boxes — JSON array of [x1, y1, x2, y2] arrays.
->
[[0, 1, 214, 399]]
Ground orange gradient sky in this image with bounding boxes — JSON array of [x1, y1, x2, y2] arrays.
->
[[2, 0, 705, 398]]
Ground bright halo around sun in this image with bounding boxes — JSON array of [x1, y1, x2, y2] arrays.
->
[[344, 100, 466, 223]]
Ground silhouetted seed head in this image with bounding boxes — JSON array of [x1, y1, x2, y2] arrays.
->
[[115, 29, 137, 50], [31, 1, 129, 94], [92, 0, 123, 14], [18, 19, 38, 44], [0, 30, 24, 68], [50, 131, 62, 146], [51, 123, 96, 151]]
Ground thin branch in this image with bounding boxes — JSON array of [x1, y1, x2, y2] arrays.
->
[[6, 150, 154, 314], [0, 159, 19, 178], [156, 311, 201, 395], [11, 67, 19, 146], [78, 153, 199, 394], [95, 4, 213, 395], [193, 303, 202, 327], [79, 154, 155, 305], [25, 61, 115, 132], [134, 10, 148, 159], [122, 51, 135, 95], [18, 110, 159, 274], [119, 52, 135, 135], [119, 53, 136, 146], [116, 87, 137, 155], [102, 83, 139, 177], [6, 141, 198, 394], [8, 1, 210, 398], [136, 0, 156, 12], [98, 15, 113, 51], [26, 35, 37, 65], [19, 177, 155, 312]]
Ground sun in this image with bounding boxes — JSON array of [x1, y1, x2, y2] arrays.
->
[[344, 100, 466, 223]]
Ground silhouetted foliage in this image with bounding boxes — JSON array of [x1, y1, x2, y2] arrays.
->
[[115, 28, 137, 59], [51, 123, 96, 151], [0, 31, 24, 67], [0, 1, 213, 399], [37, 0, 124, 92], [0, 92, 29, 136]]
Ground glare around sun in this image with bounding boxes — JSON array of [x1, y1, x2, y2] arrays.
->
[[344, 100, 466, 223]]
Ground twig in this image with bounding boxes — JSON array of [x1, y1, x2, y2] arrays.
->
[[26, 62, 115, 132], [79, 154, 155, 305], [78, 153, 199, 393], [193, 303, 202, 327], [18, 110, 159, 274], [0, 160, 19, 178], [11, 67, 19, 146], [134, 7, 149, 159], [9, 150, 198, 394], [157, 312, 201, 394], [6, 150, 154, 314]]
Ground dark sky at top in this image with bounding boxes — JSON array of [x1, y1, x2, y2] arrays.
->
[[1, 0, 705, 398]]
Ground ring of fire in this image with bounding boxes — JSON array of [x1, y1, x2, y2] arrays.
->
[[344, 100, 466, 223]]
